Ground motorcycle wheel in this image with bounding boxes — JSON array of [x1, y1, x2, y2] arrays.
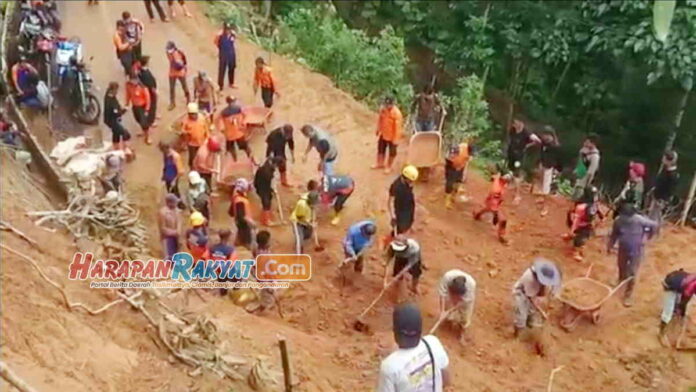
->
[[76, 92, 101, 125]]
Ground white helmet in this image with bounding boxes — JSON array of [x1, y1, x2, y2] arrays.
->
[[234, 178, 250, 193], [188, 171, 203, 184]]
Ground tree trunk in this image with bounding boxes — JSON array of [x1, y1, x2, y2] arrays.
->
[[263, 0, 272, 20], [551, 59, 572, 105], [679, 171, 696, 226], [665, 83, 692, 152]]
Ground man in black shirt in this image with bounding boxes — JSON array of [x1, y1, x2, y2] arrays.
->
[[265, 124, 295, 187], [103, 81, 132, 158], [507, 119, 540, 204], [649, 151, 679, 236], [537, 128, 561, 217], [388, 165, 419, 236], [138, 56, 158, 129], [254, 157, 282, 226]]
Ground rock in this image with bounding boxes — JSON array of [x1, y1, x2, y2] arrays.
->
[[488, 269, 498, 278]]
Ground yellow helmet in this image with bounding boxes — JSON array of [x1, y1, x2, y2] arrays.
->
[[189, 211, 206, 226], [402, 165, 419, 181], [187, 102, 199, 114]]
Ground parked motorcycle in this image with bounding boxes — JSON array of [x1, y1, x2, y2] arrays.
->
[[68, 59, 101, 125]]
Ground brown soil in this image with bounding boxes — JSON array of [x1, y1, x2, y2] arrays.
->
[[2, 1, 696, 391], [559, 279, 610, 309]]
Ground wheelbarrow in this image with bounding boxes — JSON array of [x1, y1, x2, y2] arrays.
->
[[555, 265, 633, 331], [242, 106, 272, 138], [406, 111, 445, 182]]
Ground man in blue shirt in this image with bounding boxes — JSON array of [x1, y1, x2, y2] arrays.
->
[[341, 220, 377, 274], [214, 23, 237, 90]]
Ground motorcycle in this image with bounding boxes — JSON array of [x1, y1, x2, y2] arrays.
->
[[69, 59, 101, 125]]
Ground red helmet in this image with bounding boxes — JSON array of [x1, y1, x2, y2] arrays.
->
[[207, 137, 221, 152], [629, 162, 645, 178]]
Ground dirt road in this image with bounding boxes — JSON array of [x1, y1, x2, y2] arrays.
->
[[8, 1, 693, 391]]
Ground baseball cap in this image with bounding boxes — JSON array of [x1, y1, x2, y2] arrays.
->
[[393, 303, 422, 349]]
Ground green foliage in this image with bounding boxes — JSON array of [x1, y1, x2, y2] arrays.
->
[[443, 75, 502, 164]]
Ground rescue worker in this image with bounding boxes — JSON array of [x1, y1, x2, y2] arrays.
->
[[377, 303, 451, 392], [648, 151, 679, 236], [473, 168, 511, 244], [607, 203, 658, 307], [211, 228, 237, 296], [572, 134, 601, 201], [290, 180, 320, 254], [216, 96, 255, 164], [537, 128, 561, 217], [320, 173, 355, 225], [253, 57, 278, 108], [113, 20, 133, 75], [384, 236, 423, 297], [614, 161, 646, 216], [214, 22, 237, 90], [188, 171, 210, 220], [506, 119, 541, 204], [512, 258, 561, 356], [373, 97, 403, 174], [265, 124, 295, 187], [158, 141, 184, 199], [180, 102, 209, 168], [444, 141, 473, 209], [341, 220, 377, 274], [121, 11, 144, 61], [659, 268, 695, 346], [388, 165, 418, 237], [125, 73, 152, 144], [192, 137, 221, 191], [230, 178, 256, 249], [158, 193, 181, 261], [166, 41, 190, 110], [301, 125, 338, 176], [137, 56, 159, 129], [103, 82, 133, 157], [185, 211, 209, 261], [565, 186, 602, 261], [410, 85, 443, 133], [193, 70, 217, 115], [438, 269, 477, 343], [254, 157, 281, 226]]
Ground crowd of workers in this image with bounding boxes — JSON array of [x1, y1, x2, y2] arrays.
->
[[8, 2, 693, 391]]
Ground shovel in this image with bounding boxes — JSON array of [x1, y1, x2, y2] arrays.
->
[[428, 305, 461, 335], [312, 220, 325, 252], [274, 186, 284, 221], [352, 259, 418, 332]]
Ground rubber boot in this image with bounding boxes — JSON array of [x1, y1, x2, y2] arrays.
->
[[280, 172, 291, 187], [371, 154, 385, 170], [384, 155, 395, 174], [445, 194, 454, 209], [260, 210, 271, 226], [331, 210, 341, 226], [498, 220, 508, 244]]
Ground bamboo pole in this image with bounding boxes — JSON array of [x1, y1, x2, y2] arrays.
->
[[278, 338, 292, 392], [678, 171, 696, 226], [0, 361, 39, 392]]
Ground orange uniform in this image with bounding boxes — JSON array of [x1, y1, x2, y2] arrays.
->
[[125, 82, 151, 110], [485, 174, 508, 211], [181, 116, 209, 147], [377, 105, 403, 142], [449, 143, 471, 170], [167, 49, 187, 78], [254, 66, 276, 90], [217, 108, 245, 141]]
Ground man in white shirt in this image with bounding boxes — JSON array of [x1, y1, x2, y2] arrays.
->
[[378, 303, 451, 392], [512, 258, 561, 356], [438, 269, 476, 343]]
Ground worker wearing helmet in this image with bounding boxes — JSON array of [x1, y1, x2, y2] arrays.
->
[[166, 40, 190, 110], [230, 178, 256, 249], [341, 220, 377, 274], [388, 165, 418, 238], [188, 171, 210, 220], [474, 165, 512, 244], [186, 211, 209, 261], [193, 136, 222, 191], [290, 180, 320, 254], [179, 102, 210, 168]]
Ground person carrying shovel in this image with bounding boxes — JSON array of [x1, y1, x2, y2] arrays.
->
[[340, 220, 377, 276], [512, 258, 561, 356], [436, 269, 477, 344], [384, 236, 423, 297], [290, 180, 320, 254], [658, 268, 696, 347], [388, 165, 419, 240], [265, 124, 295, 187]]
